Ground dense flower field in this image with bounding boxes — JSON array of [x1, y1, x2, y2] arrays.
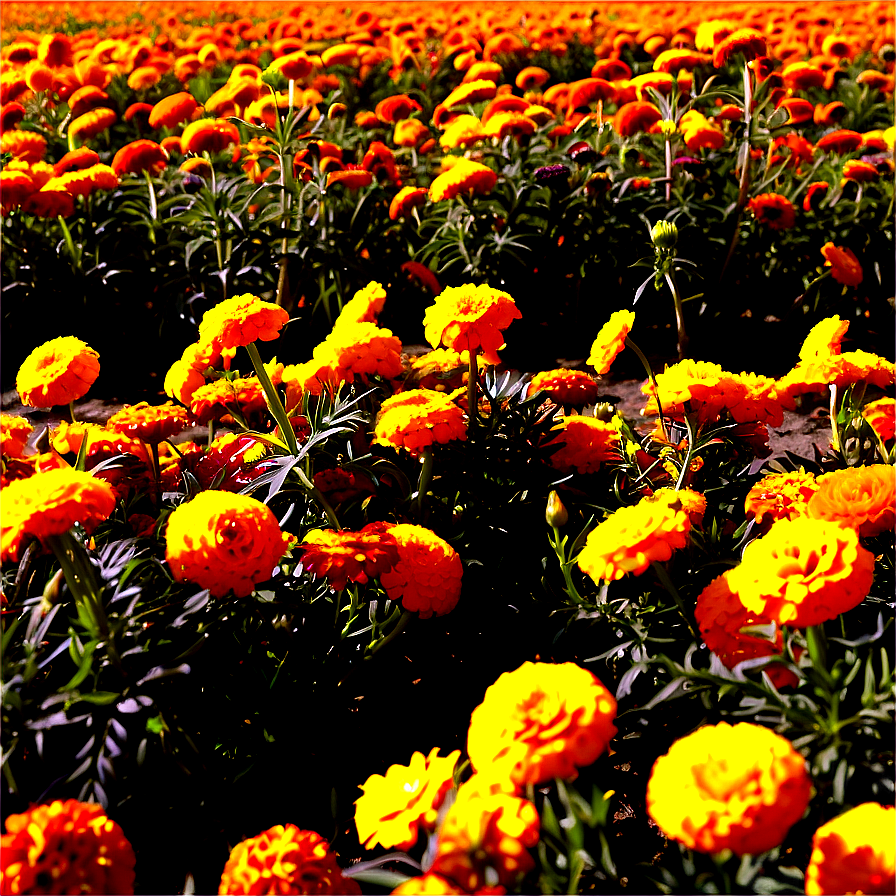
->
[[1, 3, 894, 895]]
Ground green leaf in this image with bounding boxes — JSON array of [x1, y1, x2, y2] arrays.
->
[[76, 691, 119, 706], [62, 640, 98, 690]]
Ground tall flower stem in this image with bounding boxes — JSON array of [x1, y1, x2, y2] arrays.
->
[[664, 269, 688, 360], [369, 609, 413, 657], [245, 341, 299, 455], [624, 336, 666, 431], [412, 447, 433, 519], [467, 347, 480, 426], [68, 401, 77, 424]]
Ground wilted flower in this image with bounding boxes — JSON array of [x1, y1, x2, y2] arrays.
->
[[16, 336, 100, 408], [299, 523, 399, 592], [587, 310, 635, 374], [373, 390, 467, 456], [806, 465, 895, 538]]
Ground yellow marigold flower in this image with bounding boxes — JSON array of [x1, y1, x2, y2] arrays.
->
[[429, 158, 497, 202], [577, 491, 691, 583], [439, 113, 484, 149], [40, 164, 119, 197], [641, 359, 727, 421], [334, 281, 387, 327], [69, 107, 117, 140], [0, 129, 46, 163], [654, 486, 706, 525], [545, 415, 621, 475], [725, 372, 785, 427], [165, 491, 293, 598], [862, 397, 895, 442], [467, 661, 617, 789], [647, 722, 811, 855], [355, 748, 462, 850], [587, 310, 635, 375], [442, 79, 499, 110], [373, 390, 467, 457], [299, 522, 399, 592], [728, 517, 875, 627], [16, 336, 100, 408], [319, 321, 403, 382], [775, 352, 896, 405], [529, 369, 599, 406], [423, 283, 521, 365], [405, 349, 481, 393], [106, 401, 190, 445], [805, 803, 895, 895], [1, 414, 32, 458], [380, 523, 463, 618], [164, 358, 206, 405], [0, 799, 136, 895], [744, 470, 819, 526], [799, 315, 849, 362], [218, 825, 360, 896], [391, 873, 466, 894], [806, 464, 895, 538], [1, 468, 116, 562], [198, 293, 290, 355], [281, 354, 346, 406]]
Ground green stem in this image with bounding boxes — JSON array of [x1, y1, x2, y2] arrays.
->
[[369, 609, 413, 657], [664, 270, 688, 360], [651, 560, 697, 639], [245, 341, 299, 455], [466, 346, 479, 426], [675, 413, 698, 490], [829, 384, 841, 454], [68, 401, 77, 424], [624, 336, 666, 431], [806, 624, 832, 686], [412, 447, 433, 518], [550, 528, 584, 604], [664, 134, 672, 204]]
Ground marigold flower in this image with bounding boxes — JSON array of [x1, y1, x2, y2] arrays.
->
[[545, 415, 621, 475], [423, 284, 520, 365], [640, 359, 726, 421], [1, 414, 32, 458], [749, 192, 796, 230], [16, 335, 100, 408], [218, 825, 360, 896], [375, 93, 422, 123], [712, 28, 766, 67], [431, 782, 539, 892], [299, 522, 399, 592], [41, 163, 119, 198], [439, 114, 485, 150], [862, 398, 896, 442], [745, 470, 818, 526], [799, 315, 849, 362], [841, 159, 878, 184], [393, 118, 430, 148], [389, 185, 428, 220], [69, 107, 117, 141], [49, 420, 104, 457], [815, 129, 862, 154], [442, 79, 498, 111], [577, 491, 691, 583], [165, 491, 293, 598], [1, 468, 116, 562], [728, 516, 875, 627], [805, 803, 895, 895], [198, 293, 290, 355], [181, 118, 240, 155], [530, 369, 599, 406], [164, 358, 206, 405], [111, 139, 168, 176], [806, 465, 895, 538], [654, 486, 707, 525], [587, 310, 635, 374], [391, 873, 466, 894], [53, 147, 101, 177], [613, 100, 662, 136], [378, 523, 463, 618], [429, 157, 497, 203], [148, 92, 200, 130], [647, 722, 811, 855], [1, 129, 46, 163], [679, 110, 725, 151], [821, 243, 863, 286], [190, 368, 282, 424], [355, 748, 461, 850], [775, 352, 896, 404], [320, 321, 403, 382], [106, 401, 190, 444], [327, 166, 373, 191], [0, 799, 136, 895]]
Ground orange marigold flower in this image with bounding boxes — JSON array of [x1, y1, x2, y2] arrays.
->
[[806, 465, 895, 538], [106, 401, 190, 444], [841, 159, 878, 184], [389, 185, 427, 219], [355, 748, 461, 850], [862, 398, 896, 442], [41, 164, 119, 197], [439, 114, 485, 150], [148, 92, 200, 130], [712, 28, 766, 67], [378, 523, 463, 618], [393, 118, 430, 148], [805, 803, 895, 896], [695, 570, 797, 689], [799, 315, 849, 362], [375, 93, 422, 123], [467, 660, 617, 788], [16, 336, 100, 408], [198, 293, 289, 354], [821, 243, 863, 286], [49, 420, 105, 457], [299, 523, 399, 592], [641, 359, 728, 422], [326, 166, 373, 191], [165, 491, 293, 598], [654, 486, 707, 525], [218, 825, 360, 896], [190, 369, 282, 424], [429, 158, 497, 202], [803, 181, 829, 212], [334, 281, 387, 327], [728, 517, 875, 627], [0, 129, 46, 163], [775, 352, 896, 404], [0, 799, 136, 895], [613, 100, 662, 136], [1, 468, 116, 562], [647, 722, 811, 855], [164, 358, 206, 405], [281, 356, 346, 405], [587, 309, 635, 374], [577, 491, 691, 583], [69, 107, 117, 141], [181, 118, 240, 155], [749, 193, 796, 230], [545, 415, 621, 475], [423, 284, 520, 365], [1, 414, 32, 458], [53, 146, 100, 176], [745, 470, 819, 526], [430, 784, 540, 892], [815, 129, 862, 154], [111, 139, 168, 176], [529, 369, 599, 406], [320, 321, 403, 382]]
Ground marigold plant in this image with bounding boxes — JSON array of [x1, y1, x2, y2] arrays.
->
[[299, 523, 399, 592], [1, 413, 32, 459], [16, 336, 100, 408]]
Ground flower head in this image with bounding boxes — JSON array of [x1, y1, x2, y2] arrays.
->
[[712, 28, 766, 67], [647, 722, 811, 855], [319, 321, 403, 382], [16, 336, 100, 408], [373, 390, 467, 456], [299, 523, 399, 592], [577, 491, 691, 583], [806, 465, 895, 538], [1, 414, 32, 459], [467, 661, 617, 789], [862, 398, 895, 443], [613, 101, 662, 136], [745, 470, 819, 526], [334, 281, 386, 328], [188, 374, 276, 424], [728, 517, 875, 627], [379, 523, 463, 618], [106, 401, 190, 444], [0, 799, 136, 895], [218, 825, 360, 895], [423, 284, 521, 365], [748, 193, 796, 230], [429, 158, 497, 202], [111, 139, 168, 176], [799, 315, 849, 362], [355, 748, 461, 850], [165, 491, 293, 598], [821, 243, 863, 286], [545, 415, 621, 475], [148, 92, 200, 129], [587, 310, 635, 374], [181, 118, 240, 155], [529, 369, 599, 406], [805, 803, 895, 895], [198, 293, 290, 355]]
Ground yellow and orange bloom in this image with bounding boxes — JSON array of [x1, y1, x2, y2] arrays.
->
[[106, 401, 190, 445], [712, 28, 766, 67], [148, 92, 200, 130], [806, 465, 895, 538], [429, 158, 497, 203], [318, 320, 403, 382], [587, 310, 635, 374], [545, 415, 621, 475], [111, 139, 168, 176], [647, 722, 811, 855], [69, 107, 117, 142], [862, 398, 896, 443], [198, 293, 289, 356], [744, 470, 819, 526], [298, 523, 399, 592], [1, 414, 33, 459], [799, 315, 849, 362], [181, 118, 240, 155], [16, 336, 100, 408], [820, 243, 863, 287], [529, 369, 599, 406], [389, 185, 427, 220]]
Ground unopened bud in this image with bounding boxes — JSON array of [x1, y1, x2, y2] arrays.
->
[[327, 102, 347, 119], [593, 402, 615, 422], [260, 68, 288, 92], [40, 568, 65, 615], [546, 490, 569, 527], [651, 219, 678, 249]]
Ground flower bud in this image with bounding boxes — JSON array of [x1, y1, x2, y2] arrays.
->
[[40, 568, 65, 615], [651, 220, 678, 249], [327, 102, 347, 119], [260, 68, 288, 92], [593, 402, 616, 422], [546, 490, 569, 527], [658, 119, 677, 138]]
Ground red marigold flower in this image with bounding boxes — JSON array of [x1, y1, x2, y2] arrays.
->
[[587, 309, 635, 374], [111, 139, 169, 176], [0, 799, 136, 895], [106, 401, 190, 444], [188, 433, 281, 493], [545, 415, 621, 475], [467, 660, 617, 788], [803, 181, 829, 212], [821, 243, 863, 286], [218, 825, 360, 896], [745, 470, 819, 526], [515, 66, 551, 90], [1, 413, 32, 459], [429, 158, 497, 202], [815, 129, 862, 154], [806, 465, 895, 538], [401, 261, 441, 295], [862, 398, 896, 443], [712, 28, 766, 67], [423, 283, 521, 365], [165, 491, 293, 598], [22, 188, 75, 218], [679, 110, 725, 151], [776, 97, 815, 126], [188, 369, 281, 424], [181, 118, 240, 155], [53, 146, 100, 176], [613, 100, 662, 136], [389, 185, 427, 220], [327, 166, 374, 191], [299, 522, 399, 592], [805, 803, 895, 896], [198, 293, 290, 354], [728, 517, 875, 627], [748, 193, 796, 230], [647, 722, 811, 855], [393, 118, 430, 147], [841, 159, 878, 183], [781, 61, 826, 90], [267, 50, 313, 81], [529, 369, 599, 406], [69, 107, 117, 141], [355, 748, 461, 850], [312, 467, 375, 505], [378, 523, 463, 618], [16, 335, 100, 408], [1, 129, 47, 163], [375, 93, 422, 123], [577, 491, 691, 583], [148, 92, 200, 130], [1, 468, 116, 562]]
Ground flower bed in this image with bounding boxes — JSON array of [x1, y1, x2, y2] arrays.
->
[[1, 3, 894, 895]]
